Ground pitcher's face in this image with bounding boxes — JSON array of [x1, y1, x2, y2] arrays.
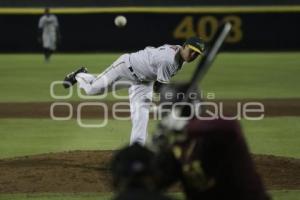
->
[[181, 46, 200, 63]]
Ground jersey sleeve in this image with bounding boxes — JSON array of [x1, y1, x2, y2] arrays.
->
[[38, 16, 44, 29], [157, 62, 173, 83], [53, 15, 59, 27]]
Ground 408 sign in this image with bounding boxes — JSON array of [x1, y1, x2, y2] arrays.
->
[[173, 15, 242, 43]]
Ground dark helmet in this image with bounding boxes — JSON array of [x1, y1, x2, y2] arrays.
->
[[184, 37, 206, 54], [111, 143, 155, 189]]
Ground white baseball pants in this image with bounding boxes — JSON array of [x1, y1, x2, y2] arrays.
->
[[43, 32, 57, 50], [75, 54, 153, 145]]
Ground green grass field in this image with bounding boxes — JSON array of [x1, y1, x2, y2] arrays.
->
[[0, 53, 299, 102], [0, 53, 299, 200], [1, 190, 300, 200], [0, 117, 299, 159]]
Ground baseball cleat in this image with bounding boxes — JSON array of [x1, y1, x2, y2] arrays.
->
[[63, 67, 88, 89]]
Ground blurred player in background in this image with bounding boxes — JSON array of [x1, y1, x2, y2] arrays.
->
[[62, 37, 205, 145], [38, 7, 60, 62]]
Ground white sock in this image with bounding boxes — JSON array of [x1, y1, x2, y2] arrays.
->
[[75, 73, 97, 95]]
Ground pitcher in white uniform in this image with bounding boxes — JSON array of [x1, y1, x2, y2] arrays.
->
[[38, 8, 60, 62], [63, 37, 205, 145]]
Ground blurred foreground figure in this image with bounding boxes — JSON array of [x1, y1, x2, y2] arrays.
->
[[110, 143, 174, 200], [153, 119, 270, 200], [38, 8, 60, 62]]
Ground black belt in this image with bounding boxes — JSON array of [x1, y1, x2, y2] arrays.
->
[[128, 66, 140, 80]]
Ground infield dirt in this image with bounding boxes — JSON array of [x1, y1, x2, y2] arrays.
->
[[0, 151, 299, 193], [0, 99, 299, 193], [0, 99, 300, 118]]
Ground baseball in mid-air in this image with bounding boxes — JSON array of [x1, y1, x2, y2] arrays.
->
[[114, 15, 127, 27]]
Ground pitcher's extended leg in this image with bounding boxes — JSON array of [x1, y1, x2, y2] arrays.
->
[[76, 56, 132, 95]]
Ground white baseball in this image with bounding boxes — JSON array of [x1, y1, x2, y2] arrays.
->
[[114, 15, 127, 27]]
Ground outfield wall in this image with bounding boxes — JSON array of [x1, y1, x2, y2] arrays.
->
[[1, 6, 300, 52], [0, 0, 299, 7]]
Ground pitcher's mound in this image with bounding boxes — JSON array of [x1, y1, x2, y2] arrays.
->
[[0, 151, 299, 193]]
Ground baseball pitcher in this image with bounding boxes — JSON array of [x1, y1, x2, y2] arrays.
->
[[62, 37, 205, 145]]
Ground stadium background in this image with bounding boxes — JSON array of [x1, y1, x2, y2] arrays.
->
[[0, 0, 299, 200], [1, 0, 300, 52]]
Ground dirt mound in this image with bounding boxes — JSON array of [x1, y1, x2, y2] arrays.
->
[[254, 154, 300, 190], [1, 99, 300, 118], [0, 151, 299, 193]]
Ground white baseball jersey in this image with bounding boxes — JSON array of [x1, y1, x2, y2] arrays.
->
[[129, 45, 183, 83], [38, 14, 59, 50], [75, 45, 184, 145]]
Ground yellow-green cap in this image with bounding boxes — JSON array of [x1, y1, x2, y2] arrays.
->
[[184, 37, 205, 54]]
